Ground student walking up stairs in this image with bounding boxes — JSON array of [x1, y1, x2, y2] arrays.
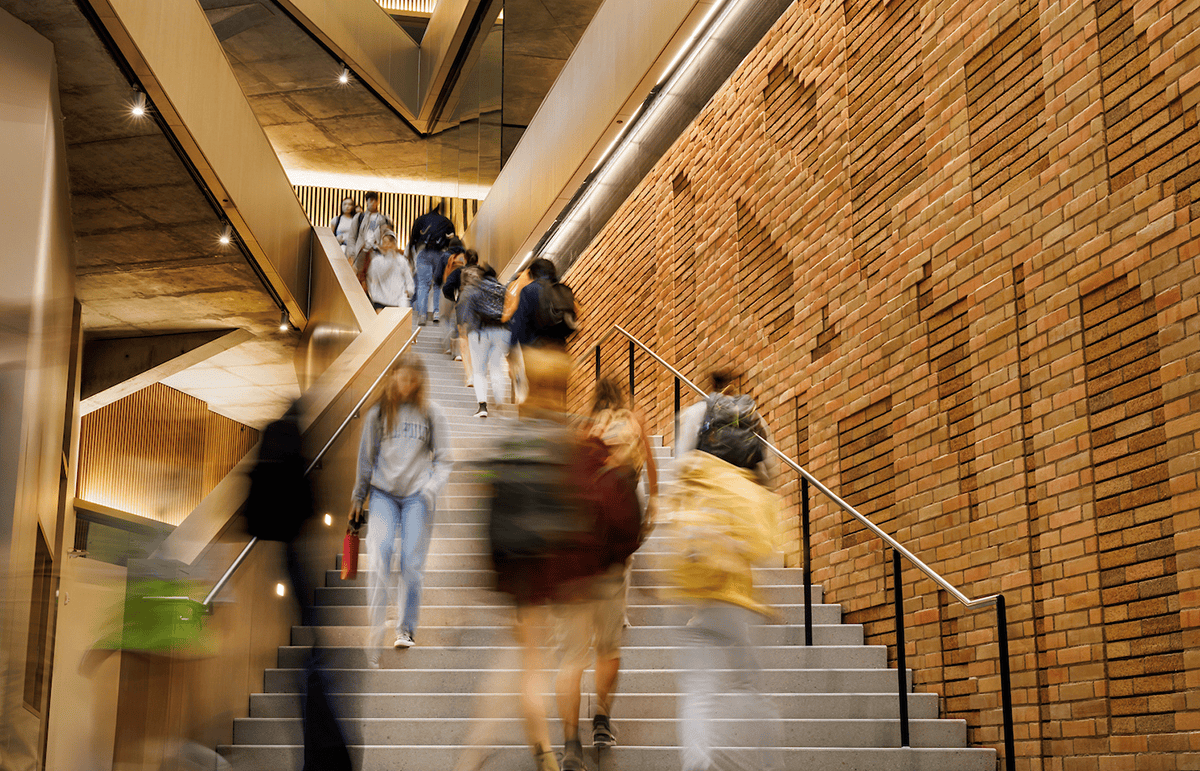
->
[[220, 334, 997, 770]]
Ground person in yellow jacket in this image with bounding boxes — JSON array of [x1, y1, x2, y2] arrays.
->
[[665, 370, 783, 771]]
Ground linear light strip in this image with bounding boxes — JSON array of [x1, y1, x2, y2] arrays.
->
[[375, 0, 438, 13]]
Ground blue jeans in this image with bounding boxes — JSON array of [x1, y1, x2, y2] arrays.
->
[[413, 249, 438, 324], [366, 488, 433, 643], [469, 326, 509, 406]]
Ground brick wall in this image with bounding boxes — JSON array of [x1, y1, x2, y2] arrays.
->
[[561, 1, 1200, 768]]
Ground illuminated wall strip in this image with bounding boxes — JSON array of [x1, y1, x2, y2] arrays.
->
[[293, 186, 480, 244], [375, 0, 438, 13]]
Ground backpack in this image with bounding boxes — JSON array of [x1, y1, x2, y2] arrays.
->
[[583, 417, 646, 564], [244, 409, 313, 542], [589, 408, 645, 473], [476, 277, 506, 324], [534, 279, 578, 334], [421, 216, 454, 251], [695, 393, 765, 469], [442, 252, 467, 284], [487, 422, 591, 560]]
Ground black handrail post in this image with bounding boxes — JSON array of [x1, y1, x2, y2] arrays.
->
[[674, 377, 681, 454], [997, 595, 1016, 771], [893, 549, 910, 747], [628, 340, 635, 410], [594, 344, 601, 382], [801, 477, 813, 647]]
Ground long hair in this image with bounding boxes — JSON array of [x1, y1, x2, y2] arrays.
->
[[591, 378, 626, 414], [378, 355, 427, 432]]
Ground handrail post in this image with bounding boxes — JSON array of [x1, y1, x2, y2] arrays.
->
[[594, 344, 600, 383], [893, 548, 910, 747], [801, 477, 813, 647], [674, 377, 681, 455], [628, 340, 635, 411], [997, 595, 1016, 771]]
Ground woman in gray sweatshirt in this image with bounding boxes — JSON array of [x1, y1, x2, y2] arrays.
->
[[349, 357, 453, 659]]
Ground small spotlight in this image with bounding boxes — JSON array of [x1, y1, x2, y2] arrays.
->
[[279, 309, 290, 332], [338, 66, 350, 85], [275, 582, 286, 597], [218, 223, 232, 245], [131, 90, 148, 118], [324, 513, 333, 527]]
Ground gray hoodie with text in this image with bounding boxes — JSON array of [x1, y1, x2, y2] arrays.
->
[[352, 401, 454, 507]]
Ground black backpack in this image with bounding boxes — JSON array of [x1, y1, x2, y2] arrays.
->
[[476, 277, 506, 324], [695, 393, 766, 469], [421, 216, 454, 252], [487, 422, 590, 560], [534, 279, 577, 335]]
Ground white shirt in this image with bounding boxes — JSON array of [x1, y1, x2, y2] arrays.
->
[[368, 251, 414, 308]]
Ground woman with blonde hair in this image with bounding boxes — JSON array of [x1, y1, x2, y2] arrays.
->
[[349, 356, 453, 663]]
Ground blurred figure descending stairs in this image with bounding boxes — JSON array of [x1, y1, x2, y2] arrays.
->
[[220, 334, 996, 770]]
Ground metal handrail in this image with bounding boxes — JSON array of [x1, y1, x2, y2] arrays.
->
[[596, 322, 1016, 771], [202, 326, 421, 607]]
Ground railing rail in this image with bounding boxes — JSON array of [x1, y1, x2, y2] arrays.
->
[[202, 327, 421, 607], [595, 323, 1016, 771]]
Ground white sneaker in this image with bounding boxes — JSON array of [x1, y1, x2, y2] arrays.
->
[[367, 655, 381, 669], [394, 632, 415, 648], [454, 355, 463, 361], [474, 405, 488, 418]]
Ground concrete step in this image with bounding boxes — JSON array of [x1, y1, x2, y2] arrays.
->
[[233, 715, 966, 748], [311, 583, 824, 607], [296, 623, 867, 648], [308, 602, 843, 628], [248, 690, 940, 720], [323, 566, 816, 593], [275, 645, 887, 671], [261, 667, 915, 695], [336, 549, 787, 571], [218, 744, 997, 771]]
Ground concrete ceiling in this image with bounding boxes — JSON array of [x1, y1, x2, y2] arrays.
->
[[201, 0, 604, 195], [201, 0, 502, 197], [1, 0, 301, 429]]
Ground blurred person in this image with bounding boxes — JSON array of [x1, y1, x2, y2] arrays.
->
[[353, 192, 392, 289], [667, 368, 783, 771], [463, 264, 508, 418], [484, 346, 600, 771], [553, 379, 659, 767], [507, 259, 572, 407], [452, 257, 485, 387], [507, 258, 577, 351], [367, 231, 414, 312], [438, 239, 469, 357], [409, 203, 455, 325], [349, 356, 453, 661], [442, 248, 481, 361], [329, 196, 361, 260], [244, 401, 352, 770]]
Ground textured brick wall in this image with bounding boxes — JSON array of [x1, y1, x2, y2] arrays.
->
[[562, 1, 1200, 768]]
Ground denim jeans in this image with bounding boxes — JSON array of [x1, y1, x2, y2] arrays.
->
[[366, 488, 433, 643], [677, 602, 781, 771], [469, 326, 509, 406], [441, 296, 458, 353], [413, 249, 438, 324]]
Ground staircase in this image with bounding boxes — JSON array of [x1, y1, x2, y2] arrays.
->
[[220, 332, 997, 770]]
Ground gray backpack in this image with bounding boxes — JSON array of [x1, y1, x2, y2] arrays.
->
[[696, 393, 765, 469]]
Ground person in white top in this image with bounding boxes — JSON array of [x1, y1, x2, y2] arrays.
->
[[353, 192, 392, 287], [368, 232, 414, 311], [329, 196, 360, 259]]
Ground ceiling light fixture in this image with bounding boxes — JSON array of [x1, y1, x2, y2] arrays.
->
[[280, 309, 290, 332], [219, 223, 232, 245], [130, 90, 148, 118], [338, 66, 351, 85]]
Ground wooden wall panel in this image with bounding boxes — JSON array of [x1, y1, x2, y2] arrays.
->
[[77, 383, 259, 526], [294, 185, 479, 244]]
